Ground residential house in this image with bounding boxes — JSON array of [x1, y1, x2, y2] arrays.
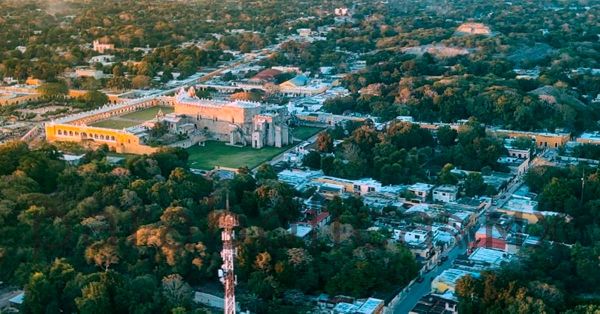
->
[[432, 185, 458, 203]]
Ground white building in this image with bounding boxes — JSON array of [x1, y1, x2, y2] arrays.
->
[[432, 185, 459, 203], [277, 169, 324, 190], [74, 68, 106, 79], [93, 40, 115, 53], [468, 247, 513, 269], [431, 269, 480, 294], [88, 55, 115, 66], [408, 183, 434, 201]]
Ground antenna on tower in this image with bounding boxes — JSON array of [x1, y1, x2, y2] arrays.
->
[[219, 191, 238, 314], [580, 168, 586, 207]]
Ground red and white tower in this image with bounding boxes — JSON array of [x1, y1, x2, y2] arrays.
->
[[218, 206, 238, 314]]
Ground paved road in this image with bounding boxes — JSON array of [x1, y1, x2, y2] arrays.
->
[[393, 242, 468, 314], [392, 175, 524, 313]]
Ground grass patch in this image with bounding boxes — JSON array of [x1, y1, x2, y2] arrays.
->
[[187, 141, 288, 170], [120, 106, 174, 121], [293, 126, 324, 140], [89, 119, 140, 129]]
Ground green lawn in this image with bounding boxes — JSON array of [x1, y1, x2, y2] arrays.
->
[[187, 141, 288, 170], [293, 126, 324, 140], [89, 119, 140, 129], [120, 106, 174, 121]]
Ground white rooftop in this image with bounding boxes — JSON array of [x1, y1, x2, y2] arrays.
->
[[434, 185, 459, 193], [503, 197, 538, 213], [578, 131, 600, 141], [434, 269, 479, 286], [409, 183, 434, 192], [288, 224, 312, 238], [468, 247, 511, 267]]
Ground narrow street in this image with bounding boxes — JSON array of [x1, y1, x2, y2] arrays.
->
[[392, 176, 524, 313], [393, 240, 468, 314]]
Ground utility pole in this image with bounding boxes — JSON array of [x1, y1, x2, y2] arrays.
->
[[218, 196, 238, 314], [580, 168, 585, 207]]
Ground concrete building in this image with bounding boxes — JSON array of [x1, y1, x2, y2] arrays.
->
[[92, 40, 115, 53], [455, 23, 491, 36], [409, 183, 435, 202], [88, 55, 115, 66], [312, 176, 382, 196], [494, 129, 570, 149], [496, 197, 541, 224], [576, 131, 600, 145], [431, 269, 480, 294], [355, 298, 384, 314], [0, 86, 41, 106], [410, 294, 458, 314], [506, 147, 531, 160], [278, 169, 324, 190], [173, 87, 291, 148], [497, 156, 529, 176], [473, 225, 507, 251], [432, 185, 459, 203], [74, 68, 106, 79], [467, 247, 512, 269]]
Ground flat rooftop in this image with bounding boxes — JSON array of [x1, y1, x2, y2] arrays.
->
[[434, 269, 479, 285], [468, 247, 511, 266]]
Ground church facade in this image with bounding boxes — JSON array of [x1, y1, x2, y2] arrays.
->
[[171, 87, 291, 148]]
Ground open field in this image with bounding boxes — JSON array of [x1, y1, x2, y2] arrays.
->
[[89, 119, 140, 129], [88, 106, 174, 129], [293, 126, 324, 140], [120, 106, 174, 121], [187, 141, 288, 170]]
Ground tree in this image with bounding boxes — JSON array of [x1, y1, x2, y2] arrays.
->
[[437, 125, 457, 146], [23, 272, 54, 313], [79, 90, 109, 108], [255, 164, 276, 182], [0, 141, 29, 176], [107, 76, 132, 91], [302, 151, 321, 169], [85, 240, 120, 271], [463, 173, 487, 196], [161, 274, 193, 309], [38, 81, 68, 99], [511, 136, 534, 151], [438, 163, 458, 185], [316, 132, 333, 153], [132, 75, 151, 89], [76, 281, 112, 314]]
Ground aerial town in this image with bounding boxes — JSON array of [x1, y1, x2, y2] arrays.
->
[[0, 0, 599, 314]]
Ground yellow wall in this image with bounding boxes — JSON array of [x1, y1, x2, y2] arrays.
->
[[0, 93, 41, 106], [496, 208, 541, 224], [45, 123, 158, 155], [313, 177, 355, 193], [68, 90, 121, 103], [431, 281, 452, 294], [496, 130, 570, 148], [174, 102, 259, 124]]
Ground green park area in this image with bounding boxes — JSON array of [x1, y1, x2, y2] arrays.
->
[[292, 126, 324, 140], [120, 106, 174, 121], [187, 141, 288, 170], [89, 106, 174, 129], [89, 119, 140, 129]]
